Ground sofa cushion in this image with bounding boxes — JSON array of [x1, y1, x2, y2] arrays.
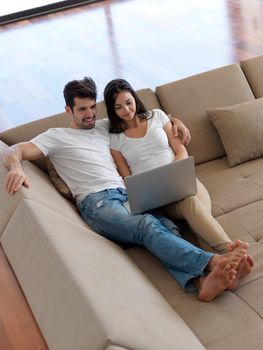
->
[[216, 201, 263, 245], [45, 157, 74, 203], [156, 64, 254, 164], [127, 245, 263, 350], [196, 157, 263, 217], [207, 98, 263, 166]]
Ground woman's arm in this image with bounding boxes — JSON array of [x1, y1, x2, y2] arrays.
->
[[110, 149, 132, 178], [163, 121, 188, 161]]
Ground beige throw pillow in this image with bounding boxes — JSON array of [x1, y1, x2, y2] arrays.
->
[[207, 98, 263, 166], [45, 157, 75, 203]]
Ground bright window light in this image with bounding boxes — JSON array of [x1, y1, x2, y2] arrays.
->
[[0, 1, 65, 16]]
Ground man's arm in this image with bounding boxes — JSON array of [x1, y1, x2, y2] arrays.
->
[[3, 142, 44, 195], [168, 115, 191, 146], [163, 121, 188, 161]]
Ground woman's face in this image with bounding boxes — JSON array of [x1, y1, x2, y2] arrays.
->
[[114, 91, 136, 121]]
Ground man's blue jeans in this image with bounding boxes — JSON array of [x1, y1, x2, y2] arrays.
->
[[77, 188, 213, 291]]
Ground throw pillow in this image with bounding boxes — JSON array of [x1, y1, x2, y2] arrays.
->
[[207, 98, 263, 166], [45, 157, 75, 203]]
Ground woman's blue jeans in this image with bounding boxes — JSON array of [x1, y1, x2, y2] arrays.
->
[[77, 188, 213, 291]]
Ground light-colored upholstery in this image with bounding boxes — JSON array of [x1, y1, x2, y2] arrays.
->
[[0, 112, 69, 173], [2, 199, 204, 350], [0, 141, 86, 235], [155, 63, 254, 164], [196, 157, 263, 217], [127, 245, 263, 350], [240, 55, 263, 98], [1, 58, 263, 349], [207, 98, 263, 166]]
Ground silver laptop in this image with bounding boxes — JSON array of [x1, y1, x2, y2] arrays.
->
[[124, 156, 197, 215]]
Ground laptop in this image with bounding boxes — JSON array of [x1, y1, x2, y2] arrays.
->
[[124, 156, 197, 215]]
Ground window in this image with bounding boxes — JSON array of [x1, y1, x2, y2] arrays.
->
[[0, 0, 97, 25]]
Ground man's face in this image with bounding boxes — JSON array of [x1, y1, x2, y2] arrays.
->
[[66, 97, 97, 129]]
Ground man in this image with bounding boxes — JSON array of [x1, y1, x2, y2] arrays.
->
[[4, 77, 253, 301]]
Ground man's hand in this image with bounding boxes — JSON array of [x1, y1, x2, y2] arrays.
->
[[3, 142, 43, 194], [5, 166, 29, 195], [169, 115, 191, 146]]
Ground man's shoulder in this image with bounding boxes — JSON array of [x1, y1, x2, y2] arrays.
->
[[95, 118, 109, 133], [32, 128, 72, 144], [42, 127, 62, 135], [96, 118, 108, 127], [46, 127, 77, 135]]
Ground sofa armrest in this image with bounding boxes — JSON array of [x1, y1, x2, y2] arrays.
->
[[1, 199, 205, 350]]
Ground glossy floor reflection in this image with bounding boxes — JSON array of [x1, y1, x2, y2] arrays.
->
[[0, 0, 263, 131]]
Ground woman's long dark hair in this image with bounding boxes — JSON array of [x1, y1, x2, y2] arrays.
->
[[103, 79, 152, 133]]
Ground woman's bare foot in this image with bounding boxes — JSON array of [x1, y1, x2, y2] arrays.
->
[[198, 243, 254, 300], [226, 239, 249, 252], [225, 240, 254, 289], [197, 258, 237, 302], [208, 242, 248, 272], [229, 254, 255, 290]]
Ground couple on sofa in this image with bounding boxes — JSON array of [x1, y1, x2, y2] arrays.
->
[[4, 76, 254, 302]]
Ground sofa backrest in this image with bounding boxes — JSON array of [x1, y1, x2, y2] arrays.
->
[[155, 63, 255, 164], [0, 63, 259, 168], [0, 88, 160, 173], [0, 112, 69, 172], [240, 55, 263, 98]]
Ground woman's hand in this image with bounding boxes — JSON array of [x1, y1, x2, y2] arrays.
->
[[168, 115, 191, 146]]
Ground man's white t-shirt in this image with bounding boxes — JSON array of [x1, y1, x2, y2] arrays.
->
[[31, 119, 124, 203], [109, 109, 175, 174]]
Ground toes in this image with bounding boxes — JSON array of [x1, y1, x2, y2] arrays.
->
[[247, 255, 255, 268], [234, 239, 243, 248], [241, 242, 249, 250], [228, 269, 237, 281], [218, 258, 229, 269]]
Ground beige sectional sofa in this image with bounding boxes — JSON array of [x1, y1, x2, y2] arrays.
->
[[1, 55, 263, 350]]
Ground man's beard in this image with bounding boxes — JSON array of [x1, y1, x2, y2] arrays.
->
[[81, 116, 96, 129]]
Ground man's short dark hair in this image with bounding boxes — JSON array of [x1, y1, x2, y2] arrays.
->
[[63, 77, 97, 110]]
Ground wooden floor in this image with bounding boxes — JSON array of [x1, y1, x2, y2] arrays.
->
[[0, 246, 48, 349], [0, 0, 263, 348], [1, 0, 263, 132]]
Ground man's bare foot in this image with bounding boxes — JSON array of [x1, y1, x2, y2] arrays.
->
[[229, 254, 255, 290], [208, 242, 248, 272], [197, 258, 237, 302]]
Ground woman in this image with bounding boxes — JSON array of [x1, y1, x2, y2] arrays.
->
[[103, 78, 233, 253]]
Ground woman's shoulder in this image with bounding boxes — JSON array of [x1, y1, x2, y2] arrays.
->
[[109, 131, 123, 147], [109, 131, 120, 140], [152, 108, 167, 116]]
